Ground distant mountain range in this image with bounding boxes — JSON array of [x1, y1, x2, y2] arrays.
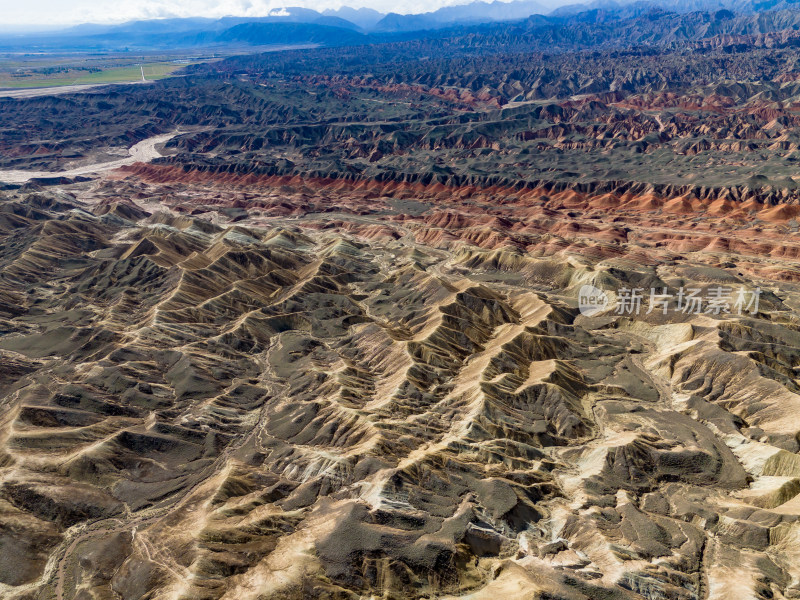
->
[[553, 0, 800, 15], [1, 1, 552, 42], [0, 12, 371, 51], [373, 0, 550, 32], [6, 0, 800, 52], [0, 1, 555, 51], [322, 7, 386, 29]]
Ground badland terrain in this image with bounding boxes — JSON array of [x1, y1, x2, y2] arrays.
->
[[4, 3, 800, 599]]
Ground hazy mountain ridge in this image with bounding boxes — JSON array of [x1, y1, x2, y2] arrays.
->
[[10, 0, 800, 51], [373, 0, 550, 32], [554, 0, 800, 15]]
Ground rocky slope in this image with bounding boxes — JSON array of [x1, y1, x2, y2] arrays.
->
[[4, 6, 800, 598], [0, 173, 800, 599]]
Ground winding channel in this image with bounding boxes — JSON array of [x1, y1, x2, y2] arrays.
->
[[0, 131, 179, 184]]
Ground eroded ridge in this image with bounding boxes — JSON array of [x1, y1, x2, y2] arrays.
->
[[1, 186, 800, 600]]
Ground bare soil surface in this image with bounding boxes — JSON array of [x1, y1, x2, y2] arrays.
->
[[0, 132, 178, 183]]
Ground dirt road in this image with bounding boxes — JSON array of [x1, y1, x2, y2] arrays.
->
[[0, 80, 153, 100]]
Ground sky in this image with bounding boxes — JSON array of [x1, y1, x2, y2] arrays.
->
[[0, 0, 566, 27]]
